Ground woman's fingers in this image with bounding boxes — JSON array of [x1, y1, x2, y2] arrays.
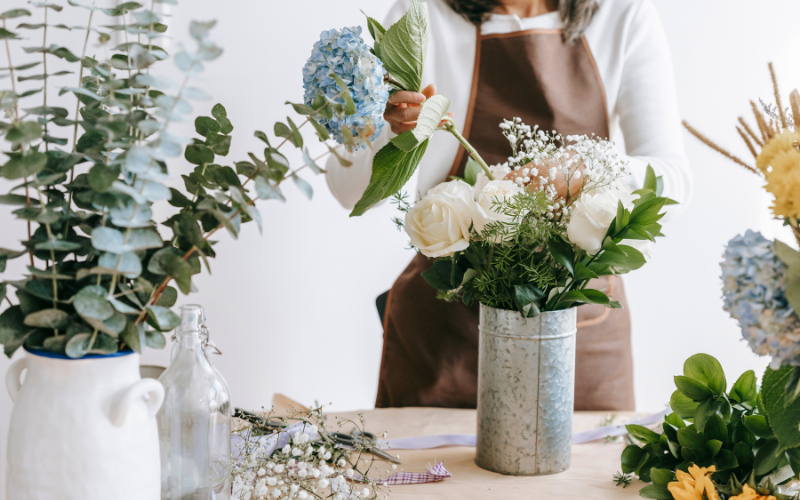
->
[[387, 91, 426, 105]]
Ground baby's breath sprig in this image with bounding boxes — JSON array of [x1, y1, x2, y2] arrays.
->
[[232, 405, 394, 500]]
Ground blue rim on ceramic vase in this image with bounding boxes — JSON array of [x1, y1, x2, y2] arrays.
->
[[24, 347, 136, 360]]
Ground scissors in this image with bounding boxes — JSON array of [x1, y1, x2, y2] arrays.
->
[[324, 430, 402, 465], [233, 408, 286, 432]]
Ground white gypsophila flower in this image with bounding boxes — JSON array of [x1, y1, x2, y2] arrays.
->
[[405, 180, 475, 258], [473, 163, 512, 196], [566, 184, 636, 254], [471, 180, 524, 241]]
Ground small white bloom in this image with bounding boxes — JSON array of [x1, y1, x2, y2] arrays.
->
[[391, 464, 397, 470], [290, 484, 299, 493], [363, 488, 370, 497], [345, 469, 354, 478], [258, 468, 266, 477], [271, 488, 281, 498], [337, 458, 347, 468], [292, 447, 302, 456], [299, 492, 309, 500], [318, 479, 330, 489], [267, 477, 278, 486], [273, 464, 285, 474], [282, 445, 291, 454], [323, 451, 332, 460]]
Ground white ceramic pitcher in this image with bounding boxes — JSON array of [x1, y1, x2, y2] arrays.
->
[[5, 348, 164, 500]]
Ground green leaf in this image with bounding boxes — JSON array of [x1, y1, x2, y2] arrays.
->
[[704, 414, 727, 443], [362, 10, 386, 42], [2, 151, 47, 179], [331, 74, 356, 116], [548, 236, 575, 276], [754, 439, 783, 476], [665, 412, 686, 429], [309, 117, 329, 141], [713, 449, 739, 470], [390, 95, 450, 151], [121, 320, 144, 354], [784, 366, 800, 407], [254, 176, 285, 202], [683, 353, 725, 386], [674, 375, 713, 401], [65, 332, 90, 358], [620, 444, 646, 474], [154, 286, 178, 308], [733, 442, 754, 471], [705, 439, 723, 458], [83, 310, 126, 338], [743, 415, 774, 438], [74, 285, 114, 321], [649, 468, 674, 487], [463, 158, 482, 187], [639, 484, 672, 500], [513, 284, 543, 318], [287, 116, 304, 148], [731, 370, 758, 404], [285, 101, 315, 116], [670, 390, 700, 418], [91, 227, 162, 254], [146, 305, 179, 331], [350, 139, 429, 217], [23, 309, 69, 329], [761, 365, 800, 451], [88, 163, 121, 192], [1, 9, 32, 19], [676, 427, 706, 451], [379, 0, 428, 92], [292, 174, 313, 200], [144, 329, 166, 349], [626, 424, 661, 444], [694, 398, 713, 433], [185, 144, 214, 165], [421, 259, 456, 291], [195, 116, 220, 136], [708, 372, 727, 395]]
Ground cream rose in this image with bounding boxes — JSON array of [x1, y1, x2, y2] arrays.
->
[[405, 180, 475, 258], [566, 185, 636, 254], [472, 180, 524, 239], [473, 163, 512, 196]]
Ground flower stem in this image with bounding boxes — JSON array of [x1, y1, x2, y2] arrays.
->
[[444, 120, 493, 180]]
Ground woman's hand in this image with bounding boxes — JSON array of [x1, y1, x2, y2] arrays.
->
[[504, 155, 584, 200], [384, 83, 454, 135]]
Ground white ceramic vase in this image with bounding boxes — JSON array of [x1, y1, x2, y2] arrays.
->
[[5, 348, 165, 500]]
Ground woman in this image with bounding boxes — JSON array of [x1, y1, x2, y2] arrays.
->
[[326, 0, 692, 410]]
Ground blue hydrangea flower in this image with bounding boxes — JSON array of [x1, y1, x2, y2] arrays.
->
[[302, 26, 389, 151], [721, 230, 800, 368]]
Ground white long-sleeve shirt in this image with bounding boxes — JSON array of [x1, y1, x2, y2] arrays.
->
[[326, 0, 692, 215]]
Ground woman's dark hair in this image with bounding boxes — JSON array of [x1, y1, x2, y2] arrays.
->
[[445, 0, 599, 43]]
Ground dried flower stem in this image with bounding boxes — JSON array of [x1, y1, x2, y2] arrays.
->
[[769, 62, 789, 130], [682, 121, 760, 175], [736, 126, 758, 159], [738, 117, 764, 147], [791, 90, 800, 133], [751, 100, 774, 143]]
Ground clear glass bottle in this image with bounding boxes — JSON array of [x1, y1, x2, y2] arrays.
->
[[157, 304, 232, 499]]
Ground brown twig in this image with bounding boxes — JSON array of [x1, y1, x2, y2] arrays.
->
[[751, 100, 774, 142], [736, 126, 758, 159], [682, 120, 760, 175], [791, 90, 800, 132], [738, 117, 763, 147], [769, 62, 789, 130]]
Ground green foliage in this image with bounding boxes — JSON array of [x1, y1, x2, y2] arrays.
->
[[619, 353, 800, 498], [0, 1, 335, 358]]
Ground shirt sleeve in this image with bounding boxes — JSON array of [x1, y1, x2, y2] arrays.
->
[[614, 0, 693, 217], [325, 0, 410, 210]]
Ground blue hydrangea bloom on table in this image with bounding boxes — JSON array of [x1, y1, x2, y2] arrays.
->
[[721, 230, 800, 368], [302, 26, 389, 151]]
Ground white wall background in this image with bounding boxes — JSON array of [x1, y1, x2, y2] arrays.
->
[[1, 0, 800, 493]]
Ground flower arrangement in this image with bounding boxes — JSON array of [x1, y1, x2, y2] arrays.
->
[[394, 120, 672, 316], [616, 353, 799, 499], [233, 406, 394, 500], [682, 63, 800, 462], [0, 1, 354, 358]]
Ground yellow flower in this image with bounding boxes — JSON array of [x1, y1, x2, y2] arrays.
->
[[764, 148, 800, 217], [667, 465, 719, 500], [756, 129, 800, 174], [729, 484, 777, 500], [756, 129, 800, 218]]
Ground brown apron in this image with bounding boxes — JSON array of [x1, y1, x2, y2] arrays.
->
[[376, 29, 635, 411]]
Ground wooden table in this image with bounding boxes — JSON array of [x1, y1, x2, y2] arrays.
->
[[273, 395, 647, 499]]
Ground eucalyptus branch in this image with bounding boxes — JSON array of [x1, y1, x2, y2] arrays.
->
[[41, 6, 49, 152], [64, 8, 96, 238], [135, 150, 332, 326], [241, 91, 343, 189]]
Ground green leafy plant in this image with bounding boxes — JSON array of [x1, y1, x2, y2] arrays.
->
[[619, 353, 800, 499], [0, 1, 348, 358]]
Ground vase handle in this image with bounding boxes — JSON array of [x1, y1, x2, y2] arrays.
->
[[5, 358, 27, 402], [110, 379, 165, 427]]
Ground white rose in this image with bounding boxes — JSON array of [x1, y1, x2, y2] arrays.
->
[[473, 163, 512, 196], [472, 180, 524, 239], [566, 186, 636, 254], [405, 180, 475, 258]]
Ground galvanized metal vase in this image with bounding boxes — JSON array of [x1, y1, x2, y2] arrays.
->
[[475, 305, 577, 476]]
